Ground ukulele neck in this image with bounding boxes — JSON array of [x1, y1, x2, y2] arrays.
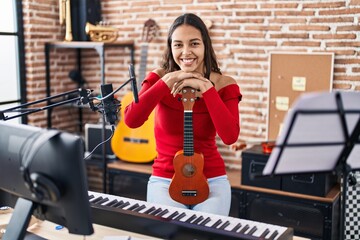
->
[[183, 110, 194, 156]]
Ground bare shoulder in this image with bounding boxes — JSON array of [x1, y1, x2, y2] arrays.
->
[[152, 68, 165, 78], [210, 73, 237, 90]]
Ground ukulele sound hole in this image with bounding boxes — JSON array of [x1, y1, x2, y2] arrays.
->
[[182, 163, 196, 177]]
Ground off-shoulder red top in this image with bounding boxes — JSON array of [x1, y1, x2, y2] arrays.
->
[[124, 72, 242, 179]]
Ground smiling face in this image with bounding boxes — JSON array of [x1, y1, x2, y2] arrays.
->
[[170, 24, 205, 74]]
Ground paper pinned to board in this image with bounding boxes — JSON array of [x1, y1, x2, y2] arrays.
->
[[275, 96, 289, 111], [292, 76, 306, 91]]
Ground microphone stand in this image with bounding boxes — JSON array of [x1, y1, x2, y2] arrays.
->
[[0, 66, 138, 194], [0, 88, 95, 121], [0, 74, 136, 122]]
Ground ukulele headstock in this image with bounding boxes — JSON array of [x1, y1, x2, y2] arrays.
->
[[181, 87, 197, 111]]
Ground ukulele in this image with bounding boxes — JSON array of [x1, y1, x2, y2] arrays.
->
[[110, 19, 158, 163], [169, 87, 210, 205]]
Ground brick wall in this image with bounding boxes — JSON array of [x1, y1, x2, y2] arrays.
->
[[22, 0, 360, 172]]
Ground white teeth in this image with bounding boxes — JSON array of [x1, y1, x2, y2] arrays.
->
[[182, 59, 194, 63]]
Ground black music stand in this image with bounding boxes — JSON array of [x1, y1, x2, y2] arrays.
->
[[262, 91, 360, 240]]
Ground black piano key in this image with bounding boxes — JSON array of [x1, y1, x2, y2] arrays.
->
[[105, 199, 119, 207], [166, 211, 179, 219], [174, 212, 186, 221], [231, 223, 242, 232], [133, 204, 146, 212], [211, 219, 222, 228], [88, 195, 94, 200], [112, 200, 124, 208], [149, 208, 163, 216], [105, 199, 118, 207], [117, 201, 130, 209], [192, 216, 204, 225], [90, 196, 104, 204], [219, 221, 230, 230], [199, 217, 211, 226], [156, 209, 169, 217], [260, 228, 270, 238], [127, 203, 140, 211], [185, 214, 197, 223], [247, 226, 257, 235], [239, 224, 250, 234], [268, 230, 279, 240], [143, 206, 156, 214], [96, 197, 109, 205]]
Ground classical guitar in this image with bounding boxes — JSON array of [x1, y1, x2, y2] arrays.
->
[[111, 19, 158, 163], [169, 87, 210, 205]]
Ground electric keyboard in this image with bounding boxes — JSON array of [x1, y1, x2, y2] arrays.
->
[[89, 191, 293, 240]]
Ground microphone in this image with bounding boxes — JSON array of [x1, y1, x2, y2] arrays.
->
[[97, 65, 137, 124], [129, 64, 139, 103], [100, 84, 120, 125]]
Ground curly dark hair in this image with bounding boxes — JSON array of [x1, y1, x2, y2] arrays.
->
[[162, 13, 221, 79]]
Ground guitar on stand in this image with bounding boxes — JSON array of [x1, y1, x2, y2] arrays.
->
[[111, 19, 158, 163], [169, 87, 210, 205]]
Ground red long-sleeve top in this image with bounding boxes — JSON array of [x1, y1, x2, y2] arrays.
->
[[124, 72, 242, 179]]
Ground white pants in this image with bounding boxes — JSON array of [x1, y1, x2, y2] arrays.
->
[[146, 175, 231, 216]]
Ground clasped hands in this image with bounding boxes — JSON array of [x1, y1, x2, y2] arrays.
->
[[162, 70, 214, 97]]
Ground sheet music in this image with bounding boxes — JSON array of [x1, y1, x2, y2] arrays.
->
[[263, 91, 360, 176]]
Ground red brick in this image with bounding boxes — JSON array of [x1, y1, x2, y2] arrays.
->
[[350, 0, 360, 5], [289, 25, 331, 31], [313, 33, 357, 39]]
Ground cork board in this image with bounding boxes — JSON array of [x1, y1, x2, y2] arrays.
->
[[267, 52, 334, 141]]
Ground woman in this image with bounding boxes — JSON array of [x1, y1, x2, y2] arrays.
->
[[124, 13, 242, 216]]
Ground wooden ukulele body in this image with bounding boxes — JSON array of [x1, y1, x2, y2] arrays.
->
[[170, 150, 209, 205]]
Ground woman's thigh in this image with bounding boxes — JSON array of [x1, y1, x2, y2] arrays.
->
[[147, 175, 231, 216], [192, 175, 231, 216], [147, 176, 188, 209]]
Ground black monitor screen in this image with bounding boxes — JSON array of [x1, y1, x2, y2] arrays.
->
[[0, 121, 93, 239]]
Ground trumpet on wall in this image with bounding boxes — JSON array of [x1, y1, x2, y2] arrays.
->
[[85, 22, 118, 42]]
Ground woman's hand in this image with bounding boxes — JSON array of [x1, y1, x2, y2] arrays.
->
[[170, 75, 214, 96], [160, 70, 214, 96], [161, 70, 201, 89]]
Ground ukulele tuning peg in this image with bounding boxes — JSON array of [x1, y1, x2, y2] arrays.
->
[[183, 98, 188, 102], [182, 89, 187, 93], [191, 89, 196, 93]]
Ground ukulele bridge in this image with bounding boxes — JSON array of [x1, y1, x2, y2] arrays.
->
[[182, 190, 197, 197]]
